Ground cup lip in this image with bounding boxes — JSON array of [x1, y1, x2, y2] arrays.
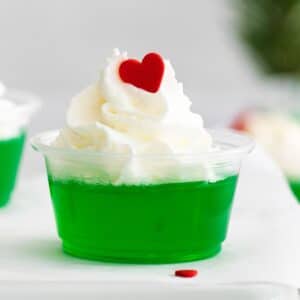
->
[[0, 88, 41, 122], [30, 128, 255, 161]]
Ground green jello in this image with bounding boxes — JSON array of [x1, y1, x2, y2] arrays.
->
[[48, 175, 238, 263], [288, 179, 300, 203], [0, 132, 26, 206]]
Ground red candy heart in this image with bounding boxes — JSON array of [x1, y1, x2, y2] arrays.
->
[[119, 52, 164, 93], [230, 110, 251, 131]]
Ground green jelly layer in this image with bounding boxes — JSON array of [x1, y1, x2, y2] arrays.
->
[[288, 179, 300, 203], [48, 175, 238, 263], [0, 132, 26, 206]]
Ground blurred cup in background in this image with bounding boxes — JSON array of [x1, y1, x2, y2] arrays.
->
[[0, 85, 39, 206]]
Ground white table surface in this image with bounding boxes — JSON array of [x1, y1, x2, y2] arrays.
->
[[0, 146, 299, 286]]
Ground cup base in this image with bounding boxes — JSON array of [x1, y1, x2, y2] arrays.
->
[[62, 240, 221, 264]]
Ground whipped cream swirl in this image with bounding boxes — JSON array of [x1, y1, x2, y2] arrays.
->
[[246, 111, 300, 179], [0, 83, 22, 139], [54, 49, 214, 184]]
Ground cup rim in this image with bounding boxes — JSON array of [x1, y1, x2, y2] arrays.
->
[[2, 88, 41, 118], [31, 128, 255, 161], [0, 89, 40, 139]]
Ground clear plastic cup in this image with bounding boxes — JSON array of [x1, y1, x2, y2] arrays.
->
[[231, 103, 300, 204], [0, 89, 39, 206], [31, 129, 254, 263]]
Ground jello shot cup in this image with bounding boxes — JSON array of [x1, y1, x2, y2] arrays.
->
[[31, 129, 253, 263], [231, 106, 300, 203], [0, 88, 39, 206]]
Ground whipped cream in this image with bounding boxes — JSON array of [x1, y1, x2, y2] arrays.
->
[[0, 83, 37, 139], [0, 83, 22, 139], [246, 111, 300, 178], [53, 49, 214, 184]]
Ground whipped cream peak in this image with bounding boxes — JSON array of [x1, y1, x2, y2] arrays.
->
[[54, 49, 214, 184]]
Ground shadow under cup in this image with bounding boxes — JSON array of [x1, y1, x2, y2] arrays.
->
[[31, 129, 254, 264]]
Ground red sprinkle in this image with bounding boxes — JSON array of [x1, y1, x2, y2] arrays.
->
[[175, 269, 198, 278]]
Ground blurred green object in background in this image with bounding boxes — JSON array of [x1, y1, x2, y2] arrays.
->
[[235, 0, 300, 76], [0, 132, 25, 207]]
